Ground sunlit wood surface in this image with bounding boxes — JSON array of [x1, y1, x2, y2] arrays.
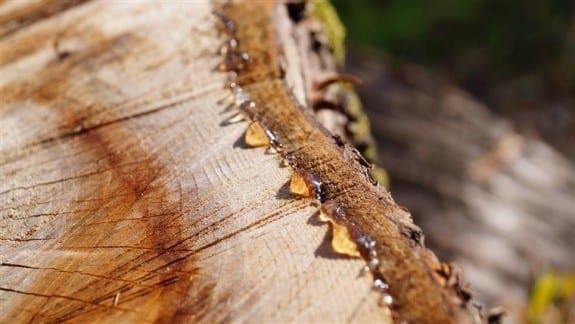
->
[[0, 1, 389, 322]]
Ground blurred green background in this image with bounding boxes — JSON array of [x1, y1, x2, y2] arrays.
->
[[332, 0, 575, 159], [332, 0, 574, 91], [328, 2, 575, 322]]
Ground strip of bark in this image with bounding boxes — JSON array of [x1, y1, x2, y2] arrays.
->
[[215, 1, 481, 323]]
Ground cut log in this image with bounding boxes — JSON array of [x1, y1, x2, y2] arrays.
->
[[0, 1, 388, 322], [0, 1, 486, 323]]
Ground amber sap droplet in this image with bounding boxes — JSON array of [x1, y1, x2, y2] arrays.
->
[[330, 221, 361, 258], [245, 122, 269, 147], [289, 170, 325, 201], [290, 171, 311, 197], [315, 208, 331, 223], [317, 201, 361, 258]]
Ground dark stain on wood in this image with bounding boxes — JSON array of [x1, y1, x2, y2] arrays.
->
[[0, 5, 222, 323], [12, 69, 204, 324], [0, 0, 93, 38]]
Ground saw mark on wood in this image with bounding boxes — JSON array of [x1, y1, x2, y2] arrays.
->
[[2, 70, 204, 324], [0, 237, 53, 242], [0, 169, 118, 196], [0, 1, 252, 323], [0, 286, 136, 313], [21, 92, 203, 154], [0, 262, 169, 288]]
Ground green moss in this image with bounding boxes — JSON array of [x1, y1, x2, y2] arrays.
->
[[310, 1, 390, 188], [331, 0, 573, 76], [309, 0, 346, 63]]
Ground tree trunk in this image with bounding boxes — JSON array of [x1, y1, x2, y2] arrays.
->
[[1, 1, 480, 323]]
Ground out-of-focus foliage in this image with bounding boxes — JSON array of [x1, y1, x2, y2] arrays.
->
[[310, 0, 347, 63], [527, 272, 575, 323], [330, 1, 575, 321], [332, 0, 575, 160], [331, 0, 573, 79]]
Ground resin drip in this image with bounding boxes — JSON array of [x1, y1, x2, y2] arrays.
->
[[289, 170, 325, 202]]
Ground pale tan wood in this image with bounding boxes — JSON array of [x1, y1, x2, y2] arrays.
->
[[0, 1, 390, 323]]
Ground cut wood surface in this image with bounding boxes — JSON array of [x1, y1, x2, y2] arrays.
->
[[0, 1, 391, 322]]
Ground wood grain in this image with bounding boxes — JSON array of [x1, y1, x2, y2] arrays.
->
[[0, 0, 389, 322]]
